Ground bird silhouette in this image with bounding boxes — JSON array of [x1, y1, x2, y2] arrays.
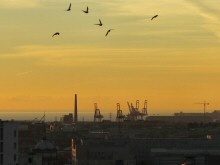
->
[[151, 15, 158, 20], [66, 3, 71, 11], [82, 6, 89, 13], [105, 29, 114, 36], [95, 19, 103, 26], [52, 32, 60, 37]]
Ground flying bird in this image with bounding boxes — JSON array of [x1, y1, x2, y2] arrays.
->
[[66, 3, 71, 11], [52, 32, 60, 37], [151, 15, 158, 20], [82, 6, 89, 14], [94, 19, 103, 26], [105, 29, 114, 37]]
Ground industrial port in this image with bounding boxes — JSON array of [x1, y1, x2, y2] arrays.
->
[[1, 94, 220, 165]]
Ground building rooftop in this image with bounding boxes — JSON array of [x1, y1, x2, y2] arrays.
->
[[35, 138, 56, 151]]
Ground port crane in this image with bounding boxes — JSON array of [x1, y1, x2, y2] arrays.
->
[[31, 112, 46, 124], [94, 103, 103, 122], [195, 101, 210, 114], [142, 100, 148, 115], [116, 103, 125, 122], [195, 101, 210, 122], [39, 112, 46, 123], [126, 100, 147, 121]]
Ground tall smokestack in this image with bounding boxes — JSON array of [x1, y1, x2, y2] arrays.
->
[[74, 94, 78, 123]]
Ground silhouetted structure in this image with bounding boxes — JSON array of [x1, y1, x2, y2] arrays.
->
[[74, 94, 78, 123], [116, 103, 125, 122], [126, 100, 147, 121], [195, 101, 210, 122], [0, 121, 19, 165], [72, 131, 220, 165], [142, 100, 148, 116], [20, 138, 57, 165], [61, 113, 73, 124], [173, 110, 220, 122], [94, 103, 103, 122]]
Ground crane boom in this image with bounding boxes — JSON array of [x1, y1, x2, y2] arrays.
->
[[195, 101, 210, 122], [127, 102, 132, 113]]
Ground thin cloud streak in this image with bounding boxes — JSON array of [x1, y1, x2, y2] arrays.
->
[[0, 0, 65, 8], [16, 71, 32, 76], [0, 0, 39, 8], [185, 0, 220, 41], [1, 45, 220, 70]]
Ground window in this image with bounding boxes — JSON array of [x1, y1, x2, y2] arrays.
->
[[14, 143, 17, 150], [0, 143, 2, 152], [0, 128, 3, 140], [14, 130, 17, 138], [0, 154, 3, 164], [28, 157, 33, 163], [14, 154, 16, 162]]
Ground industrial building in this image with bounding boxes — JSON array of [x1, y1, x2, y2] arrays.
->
[[60, 113, 73, 125], [174, 110, 220, 122]]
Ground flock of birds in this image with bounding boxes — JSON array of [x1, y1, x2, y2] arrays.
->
[[52, 3, 158, 37]]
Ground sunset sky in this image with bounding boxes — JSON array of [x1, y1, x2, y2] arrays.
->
[[0, 0, 220, 114]]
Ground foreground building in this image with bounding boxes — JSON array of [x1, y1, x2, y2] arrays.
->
[[72, 131, 220, 165], [19, 137, 57, 165], [0, 121, 19, 165]]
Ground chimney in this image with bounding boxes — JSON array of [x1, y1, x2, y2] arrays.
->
[[74, 94, 78, 123]]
